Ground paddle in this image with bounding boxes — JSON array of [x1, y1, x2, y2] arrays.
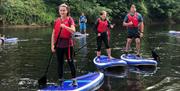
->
[[72, 22, 115, 56], [73, 36, 96, 56], [139, 33, 160, 61], [151, 42, 162, 61], [38, 28, 62, 86]]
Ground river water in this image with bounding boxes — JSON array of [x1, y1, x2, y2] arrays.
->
[[0, 24, 180, 91]]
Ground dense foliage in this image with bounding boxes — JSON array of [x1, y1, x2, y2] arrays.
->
[[146, 0, 180, 22], [0, 0, 56, 25], [0, 0, 179, 25]]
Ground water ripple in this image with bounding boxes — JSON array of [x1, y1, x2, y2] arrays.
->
[[146, 77, 180, 91]]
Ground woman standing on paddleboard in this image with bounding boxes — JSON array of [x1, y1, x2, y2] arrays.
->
[[51, 3, 77, 86], [94, 10, 114, 60]]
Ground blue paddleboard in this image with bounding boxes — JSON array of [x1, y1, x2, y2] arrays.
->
[[120, 54, 157, 66], [169, 30, 180, 36], [4, 38, 18, 43], [38, 72, 104, 91], [168, 31, 180, 38], [73, 32, 89, 38], [93, 55, 127, 69]]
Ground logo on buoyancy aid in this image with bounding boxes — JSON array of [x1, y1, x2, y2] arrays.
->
[[54, 17, 73, 40], [97, 18, 108, 33], [127, 12, 139, 27]]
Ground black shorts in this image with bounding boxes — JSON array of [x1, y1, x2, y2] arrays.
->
[[127, 32, 140, 39]]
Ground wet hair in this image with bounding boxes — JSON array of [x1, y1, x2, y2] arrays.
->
[[100, 10, 107, 16], [59, 3, 70, 16]]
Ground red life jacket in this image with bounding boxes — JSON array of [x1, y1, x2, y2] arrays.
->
[[53, 17, 73, 42], [127, 12, 139, 27], [97, 18, 108, 33]]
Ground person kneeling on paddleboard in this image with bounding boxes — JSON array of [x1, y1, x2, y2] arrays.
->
[[51, 3, 77, 86]]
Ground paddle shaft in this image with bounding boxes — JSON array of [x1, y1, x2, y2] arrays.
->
[[74, 36, 96, 56], [135, 33, 154, 52], [75, 24, 114, 54], [139, 33, 162, 51], [44, 28, 62, 76], [137, 33, 161, 61]]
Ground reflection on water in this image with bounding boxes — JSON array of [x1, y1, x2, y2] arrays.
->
[[0, 24, 180, 91], [18, 78, 38, 90], [126, 72, 144, 91], [146, 77, 180, 91], [99, 65, 158, 91], [103, 66, 127, 78], [75, 35, 88, 57]]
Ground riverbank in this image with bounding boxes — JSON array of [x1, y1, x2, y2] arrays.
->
[[0, 20, 179, 29], [0, 24, 50, 29]]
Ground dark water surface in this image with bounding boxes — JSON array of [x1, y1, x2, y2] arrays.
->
[[0, 24, 180, 91]]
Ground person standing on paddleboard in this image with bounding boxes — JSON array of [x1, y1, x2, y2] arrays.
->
[[94, 10, 114, 60], [79, 12, 87, 34], [123, 4, 144, 57], [51, 3, 77, 86]]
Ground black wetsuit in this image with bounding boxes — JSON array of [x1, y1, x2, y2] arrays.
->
[[94, 18, 111, 51]]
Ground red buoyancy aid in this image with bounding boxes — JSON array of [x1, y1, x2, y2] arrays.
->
[[97, 18, 109, 33], [54, 17, 73, 42], [127, 12, 139, 27]]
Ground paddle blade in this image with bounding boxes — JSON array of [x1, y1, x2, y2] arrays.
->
[[151, 50, 160, 61], [38, 75, 47, 86]]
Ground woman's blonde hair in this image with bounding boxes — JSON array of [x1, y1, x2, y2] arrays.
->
[[59, 3, 70, 16], [100, 10, 107, 15]]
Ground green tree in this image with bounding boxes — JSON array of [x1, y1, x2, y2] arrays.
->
[[146, 0, 179, 22], [61, 0, 112, 23], [0, 0, 56, 25], [0, 0, 179, 25]]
